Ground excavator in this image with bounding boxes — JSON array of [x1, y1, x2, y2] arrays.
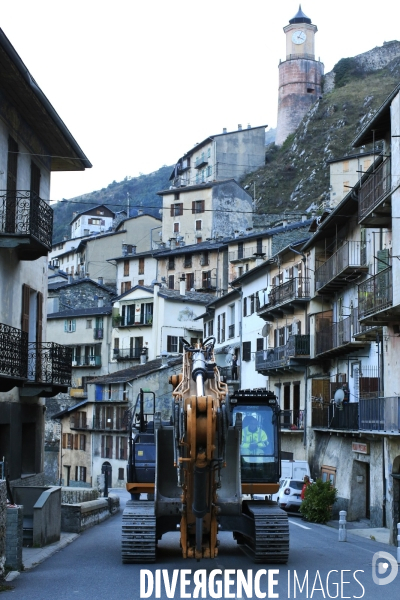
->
[[121, 337, 289, 563]]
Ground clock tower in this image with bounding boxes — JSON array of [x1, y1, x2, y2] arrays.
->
[[275, 6, 324, 146]]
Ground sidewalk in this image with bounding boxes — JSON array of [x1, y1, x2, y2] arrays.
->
[[326, 518, 390, 545]]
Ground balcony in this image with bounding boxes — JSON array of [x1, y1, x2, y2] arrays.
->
[[93, 328, 104, 340], [0, 191, 53, 260], [72, 355, 101, 368], [358, 157, 392, 227], [257, 277, 310, 321], [315, 315, 365, 358], [70, 416, 87, 430], [20, 342, 72, 396], [0, 323, 28, 391], [112, 316, 153, 328], [280, 409, 304, 431], [195, 155, 208, 169], [255, 334, 310, 374], [352, 307, 383, 342], [229, 245, 267, 262], [93, 417, 128, 431], [312, 402, 359, 430], [359, 397, 400, 432], [315, 242, 369, 294], [358, 268, 394, 325], [114, 347, 146, 361]]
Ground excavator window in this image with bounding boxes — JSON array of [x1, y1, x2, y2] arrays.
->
[[233, 405, 277, 483]]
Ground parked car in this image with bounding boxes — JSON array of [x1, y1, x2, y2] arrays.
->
[[272, 478, 304, 512]]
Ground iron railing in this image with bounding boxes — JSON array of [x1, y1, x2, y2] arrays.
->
[[315, 242, 367, 291], [255, 335, 310, 370], [229, 245, 268, 261], [115, 347, 145, 360], [0, 322, 28, 380], [359, 397, 400, 432], [280, 409, 304, 430], [270, 276, 310, 306], [358, 157, 391, 220], [312, 402, 359, 430], [112, 316, 153, 327], [358, 268, 392, 319], [0, 190, 53, 250], [316, 316, 352, 355], [27, 342, 72, 386], [93, 417, 128, 431], [219, 365, 240, 382]]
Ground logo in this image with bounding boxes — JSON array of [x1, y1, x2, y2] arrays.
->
[[372, 551, 398, 585]]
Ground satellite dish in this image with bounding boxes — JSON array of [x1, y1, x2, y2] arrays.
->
[[334, 389, 345, 410], [262, 323, 271, 337]]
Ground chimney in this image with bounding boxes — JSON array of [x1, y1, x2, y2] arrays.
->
[[223, 127, 227, 134], [170, 238, 177, 250], [247, 123, 251, 129], [180, 274, 186, 296], [138, 209, 143, 216], [282, 220, 288, 227], [238, 124, 242, 130], [122, 243, 127, 256], [98, 277, 104, 285], [301, 214, 307, 222], [161, 352, 168, 366], [68, 275, 73, 283]]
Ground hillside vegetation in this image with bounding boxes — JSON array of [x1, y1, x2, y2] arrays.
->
[[241, 55, 400, 216]]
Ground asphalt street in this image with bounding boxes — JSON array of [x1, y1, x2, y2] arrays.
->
[[4, 489, 399, 600]]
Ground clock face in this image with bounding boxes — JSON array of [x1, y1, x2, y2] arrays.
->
[[292, 30, 307, 45]]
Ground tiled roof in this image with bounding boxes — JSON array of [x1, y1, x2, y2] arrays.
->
[[48, 306, 112, 319], [86, 356, 182, 385]]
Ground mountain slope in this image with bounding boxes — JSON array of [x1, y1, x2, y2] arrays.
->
[[242, 53, 400, 216]]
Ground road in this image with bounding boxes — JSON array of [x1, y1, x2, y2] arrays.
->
[[5, 489, 399, 599]]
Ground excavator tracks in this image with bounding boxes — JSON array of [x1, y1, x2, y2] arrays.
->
[[121, 500, 156, 563], [237, 502, 289, 564]]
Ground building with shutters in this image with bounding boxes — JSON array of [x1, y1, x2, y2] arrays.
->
[[0, 27, 91, 487]]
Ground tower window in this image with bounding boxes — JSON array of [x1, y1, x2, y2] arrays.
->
[[307, 88, 314, 93]]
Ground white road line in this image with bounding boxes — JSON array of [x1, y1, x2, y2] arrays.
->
[[289, 519, 311, 530]]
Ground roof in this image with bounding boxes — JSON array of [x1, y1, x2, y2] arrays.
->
[[53, 229, 127, 256], [113, 284, 154, 302], [0, 28, 91, 172], [352, 82, 400, 146], [47, 306, 112, 319], [204, 288, 240, 309], [86, 356, 182, 385], [289, 6, 312, 25], [48, 277, 117, 295], [70, 204, 115, 225], [326, 150, 377, 165], [108, 249, 159, 262], [52, 399, 91, 420], [157, 287, 216, 305], [155, 239, 227, 258]]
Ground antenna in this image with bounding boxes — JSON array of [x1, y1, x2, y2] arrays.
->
[[333, 389, 345, 410]]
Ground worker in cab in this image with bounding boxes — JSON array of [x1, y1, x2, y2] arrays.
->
[[241, 415, 268, 455]]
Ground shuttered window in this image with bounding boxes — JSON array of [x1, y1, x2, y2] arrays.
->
[[242, 341, 251, 361], [170, 203, 183, 216], [21, 284, 30, 333], [192, 200, 205, 214]]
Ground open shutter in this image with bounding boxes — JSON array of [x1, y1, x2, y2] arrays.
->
[[192, 201, 195, 214], [21, 284, 30, 333], [74, 434, 79, 450], [62, 433, 67, 449], [170, 204, 174, 217]]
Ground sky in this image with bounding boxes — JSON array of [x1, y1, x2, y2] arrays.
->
[[1, 0, 399, 202]]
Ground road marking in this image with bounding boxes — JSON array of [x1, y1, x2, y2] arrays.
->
[[289, 519, 311, 530]]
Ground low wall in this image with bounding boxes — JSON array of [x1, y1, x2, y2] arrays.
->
[[61, 493, 119, 533], [33, 487, 61, 547], [6, 505, 23, 570], [61, 487, 99, 504]]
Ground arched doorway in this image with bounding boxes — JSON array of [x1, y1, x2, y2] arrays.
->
[[102, 461, 112, 490]]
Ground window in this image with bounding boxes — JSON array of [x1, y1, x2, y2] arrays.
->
[[101, 435, 113, 458], [250, 295, 255, 315], [86, 319, 92, 329], [30, 161, 41, 197], [64, 319, 76, 333], [62, 433, 73, 449], [174, 222, 180, 233], [170, 203, 183, 216], [256, 238, 263, 254], [321, 465, 336, 486], [168, 257, 175, 270], [201, 251, 209, 266], [168, 275, 175, 289], [138, 279, 144, 286], [174, 192, 180, 200], [75, 466, 87, 482], [218, 312, 225, 343], [207, 147, 211, 158], [343, 160, 349, 173], [116, 436, 128, 460], [192, 200, 205, 214], [121, 281, 131, 294], [184, 254, 192, 268], [118, 468, 125, 480], [124, 260, 130, 276], [242, 341, 251, 361], [80, 434, 86, 451], [196, 237, 202, 244], [196, 220, 202, 231], [206, 165, 212, 177], [167, 336, 183, 353], [138, 257, 145, 275], [238, 242, 244, 259], [186, 273, 194, 290], [243, 297, 247, 317], [208, 320, 214, 336], [257, 338, 264, 351]]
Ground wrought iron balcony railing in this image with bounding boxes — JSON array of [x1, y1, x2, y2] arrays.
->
[[255, 335, 310, 371], [358, 157, 391, 221], [112, 316, 153, 327], [267, 277, 310, 308], [312, 402, 359, 430], [27, 342, 72, 386], [229, 245, 268, 261], [280, 409, 304, 430], [93, 418, 128, 431], [315, 241, 368, 293], [0, 190, 53, 259], [114, 347, 146, 361], [0, 322, 28, 382], [315, 315, 364, 356], [359, 397, 400, 432], [358, 267, 392, 320]]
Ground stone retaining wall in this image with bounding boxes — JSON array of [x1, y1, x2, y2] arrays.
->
[[61, 493, 119, 533], [5, 505, 23, 571]]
